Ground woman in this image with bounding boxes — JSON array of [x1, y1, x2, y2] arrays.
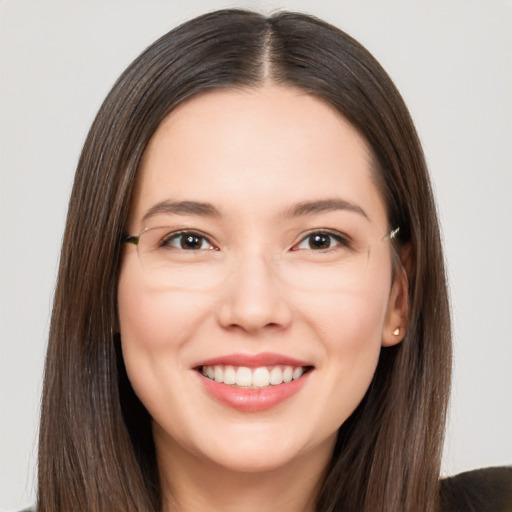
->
[[34, 8, 509, 512]]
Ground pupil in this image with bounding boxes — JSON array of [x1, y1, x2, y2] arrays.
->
[[181, 235, 201, 249], [310, 234, 331, 249]]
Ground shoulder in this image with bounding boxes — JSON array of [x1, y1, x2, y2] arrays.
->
[[439, 466, 512, 512], [12, 468, 512, 512]]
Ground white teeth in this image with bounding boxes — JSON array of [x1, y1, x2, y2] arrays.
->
[[224, 365, 236, 385], [201, 364, 308, 388], [236, 367, 253, 387], [214, 365, 223, 383], [252, 367, 270, 387], [292, 367, 304, 380], [269, 366, 283, 385]]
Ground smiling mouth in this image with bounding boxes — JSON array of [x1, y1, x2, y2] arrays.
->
[[198, 365, 313, 389]]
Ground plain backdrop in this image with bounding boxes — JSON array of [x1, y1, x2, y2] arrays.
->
[[1, 0, 511, 510]]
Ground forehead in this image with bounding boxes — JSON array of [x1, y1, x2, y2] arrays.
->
[[130, 85, 387, 229]]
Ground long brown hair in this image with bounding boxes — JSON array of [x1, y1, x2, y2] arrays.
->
[[38, 9, 451, 512]]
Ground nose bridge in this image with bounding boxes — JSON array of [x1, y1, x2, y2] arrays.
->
[[217, 246, 291, 332]]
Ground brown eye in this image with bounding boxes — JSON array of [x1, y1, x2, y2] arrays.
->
[[293, 231, 350, 252], [181, 234, 203, 249], [163, 231, 214, 250], [308, 233, 332, 250]]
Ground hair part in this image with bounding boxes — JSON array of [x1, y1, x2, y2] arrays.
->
[[38, 9, 451, 512]]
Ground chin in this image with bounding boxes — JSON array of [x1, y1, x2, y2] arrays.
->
[[190, 420, 336, 475], [202, 443, 309, 474]]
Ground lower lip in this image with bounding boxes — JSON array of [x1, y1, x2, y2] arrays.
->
[[197, 371, 311, 412]]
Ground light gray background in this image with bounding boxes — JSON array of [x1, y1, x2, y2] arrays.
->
[[1, 1, 511, 510]]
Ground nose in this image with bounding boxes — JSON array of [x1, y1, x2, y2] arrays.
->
[[216, 251, 293, 334]]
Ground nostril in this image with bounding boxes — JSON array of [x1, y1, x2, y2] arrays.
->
[[216, 295, 293, 333]]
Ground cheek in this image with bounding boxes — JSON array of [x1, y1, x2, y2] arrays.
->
[[303, 280, 390, 353], [318, 291, 387, 389], [117, 255, 211, 353], [297, 247, 393, 346], [118, 285, 196, 351], [116, 261, 210, 407], [296, 277, 391, 428]]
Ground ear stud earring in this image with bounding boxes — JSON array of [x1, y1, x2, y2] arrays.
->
[[393, 327, 401, 336]]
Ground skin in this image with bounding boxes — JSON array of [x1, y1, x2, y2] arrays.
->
[[118, 84, 407, 512]]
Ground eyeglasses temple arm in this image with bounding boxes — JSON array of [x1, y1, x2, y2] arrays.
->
[[124, 235, 140, 246], [383, 227, 400, 241]]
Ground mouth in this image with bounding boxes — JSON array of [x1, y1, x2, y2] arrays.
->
[[193, 353, 314, 412], [198, 364, 313, 389]]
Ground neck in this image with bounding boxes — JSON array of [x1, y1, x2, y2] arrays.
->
[[156, 431, 334, 512]]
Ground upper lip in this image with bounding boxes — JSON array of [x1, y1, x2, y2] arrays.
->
[[193, 352, 312, 368]]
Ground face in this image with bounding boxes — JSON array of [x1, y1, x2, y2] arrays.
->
[[118, 85, 405, 475]]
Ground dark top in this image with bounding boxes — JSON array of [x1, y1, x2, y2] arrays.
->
[[439, 466, 512, 512], [19, 466, 512, 511]]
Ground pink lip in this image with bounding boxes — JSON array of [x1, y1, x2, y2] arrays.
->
[[197, 371, 311, 412], [193, 352, 311, 368], [193, 352, 313, 413]]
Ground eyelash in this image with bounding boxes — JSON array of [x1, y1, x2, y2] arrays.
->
[[160, 229, 351, 252], [161, 231, 217, 251], [292, 230, 351, 252]]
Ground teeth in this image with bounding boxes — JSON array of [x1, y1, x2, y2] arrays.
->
[[236, 367, 253, 387], [214, 365, 224, 383], [252, 367, 270, 387], [269, 366, 283, 385], [292, 367, 304, 380], [224, 365, 236, 385], [200, 364, 308, 388]]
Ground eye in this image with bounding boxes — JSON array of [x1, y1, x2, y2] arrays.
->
[[292, 231, 350, 251], [162, 231, 215, 251]]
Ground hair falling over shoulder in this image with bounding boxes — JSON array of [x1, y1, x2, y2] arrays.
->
[[37, 9, 451, 512]]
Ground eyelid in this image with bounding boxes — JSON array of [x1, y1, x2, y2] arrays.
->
[[291, 229, 351, 251], [151, 226, 352, 252], [162, 229, 218, 250]]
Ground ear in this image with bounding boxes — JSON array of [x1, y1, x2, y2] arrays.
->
[[382, 244, 411, 347]]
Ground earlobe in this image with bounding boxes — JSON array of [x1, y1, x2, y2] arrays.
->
[[382, 264, 409, 347]]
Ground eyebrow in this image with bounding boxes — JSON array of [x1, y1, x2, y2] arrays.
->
[[142, 200, 220, 222], [284, 199, 369, 220], [141, 197, 369, 223]]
